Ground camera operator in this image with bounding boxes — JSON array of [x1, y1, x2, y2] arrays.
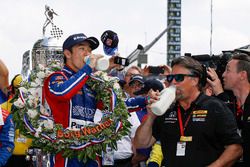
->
[[190, 54, 237, 114], [205, 53, 250, 167], [208, 53, 250, 167]]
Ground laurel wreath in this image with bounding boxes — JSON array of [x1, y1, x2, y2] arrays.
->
[[11, 63, 131, 162]]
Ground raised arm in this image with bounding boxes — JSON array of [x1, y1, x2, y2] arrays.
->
[[134, 111, 157, 148]]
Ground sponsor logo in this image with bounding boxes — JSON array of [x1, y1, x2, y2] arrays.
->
[[57, 119, 113, 139], [192, 118, 206, 122], [72, 106, 95, 119], [192, 114, 207, 118], [192, 110, 208, 120], [169, 110, 177, 118], [164, 111, 177, 124], [192, 110, 208, 114], [73, 36, 86, 40], [164, 111, 177, 123], [71, 121, 89, 129]]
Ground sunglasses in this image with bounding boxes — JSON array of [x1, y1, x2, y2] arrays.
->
[[166, 74, 197, 83]]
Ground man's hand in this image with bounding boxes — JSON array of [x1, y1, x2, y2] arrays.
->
[[206, 67, 224, 96], [108, 55, 122, 71], [160, 64, 172, 76], [87, 54, 104, 69], [146, 89, 160, 118]]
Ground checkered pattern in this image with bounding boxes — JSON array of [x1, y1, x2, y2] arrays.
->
[[50, 25, 63, 39]]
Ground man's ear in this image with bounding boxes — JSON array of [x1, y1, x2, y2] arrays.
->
[[63, 50, 71, 59], [240, 71, 248, 81], [191, 77, 200, 87]]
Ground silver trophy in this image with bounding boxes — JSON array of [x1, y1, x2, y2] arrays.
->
[[21, 5, 64, 167], [31, 36, 63, 70], [26, 148, 50, 167], [21, 4, 64, 78]]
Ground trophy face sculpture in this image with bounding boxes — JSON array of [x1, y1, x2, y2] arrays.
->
[[22, 5, 64, 78], [31, 37, 63, 70]]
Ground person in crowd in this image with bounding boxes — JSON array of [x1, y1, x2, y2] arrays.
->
[[128, 74, 145, 97], [123, 66, 142, 98], [126, 75, 149, 167], [0, 59, 15, 167], [106, 109, 140, 167], [104, 67, 151, 167], [4, 74, 32, 167], [43, 33, 102, 167], [134, 56, 243, 167], [208, 53, 250, 167], [132, 78, 165, 167], [206, 53, 250, 166], [108, 70, 142, 167]]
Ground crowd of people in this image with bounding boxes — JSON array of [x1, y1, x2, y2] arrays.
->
[[0, 30, 249, 167]]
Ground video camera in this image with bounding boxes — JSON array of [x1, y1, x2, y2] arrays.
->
[[184, 51, 233, 85], [185, 52, 233, 83]]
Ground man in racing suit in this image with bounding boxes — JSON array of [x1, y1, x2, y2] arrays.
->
[[43, 33, 102, 167], [0, 107, 15, 167]]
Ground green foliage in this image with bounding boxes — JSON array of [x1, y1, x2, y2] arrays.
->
[[11, 66, 131, 161]]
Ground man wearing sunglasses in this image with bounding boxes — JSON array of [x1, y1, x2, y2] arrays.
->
[[134, 56, 242, 167]]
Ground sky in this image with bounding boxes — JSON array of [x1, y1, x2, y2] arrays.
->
[[0, 0, 250, 80]]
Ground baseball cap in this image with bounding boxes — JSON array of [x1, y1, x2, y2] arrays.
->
[[101, 30, 119, 56], [129, 74, 145, 86], [101, 30, 119, 48], [63, 33, 99, 51], [134, 79, 164, 95]]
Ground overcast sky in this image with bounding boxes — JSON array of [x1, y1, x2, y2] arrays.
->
[[0, 0, 250, 80]]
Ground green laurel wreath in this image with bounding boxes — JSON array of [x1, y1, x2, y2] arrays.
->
[[11, 63, 131, 162]]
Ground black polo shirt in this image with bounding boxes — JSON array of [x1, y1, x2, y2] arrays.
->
[[152, 93, 242, 167], [242, 93, 250, 166]]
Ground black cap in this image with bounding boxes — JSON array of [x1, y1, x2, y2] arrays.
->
[[134, 79, 164, 95], [101, 30, 119, 48], [63, 33, 99, 51], [129, 74, 145, 86]]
